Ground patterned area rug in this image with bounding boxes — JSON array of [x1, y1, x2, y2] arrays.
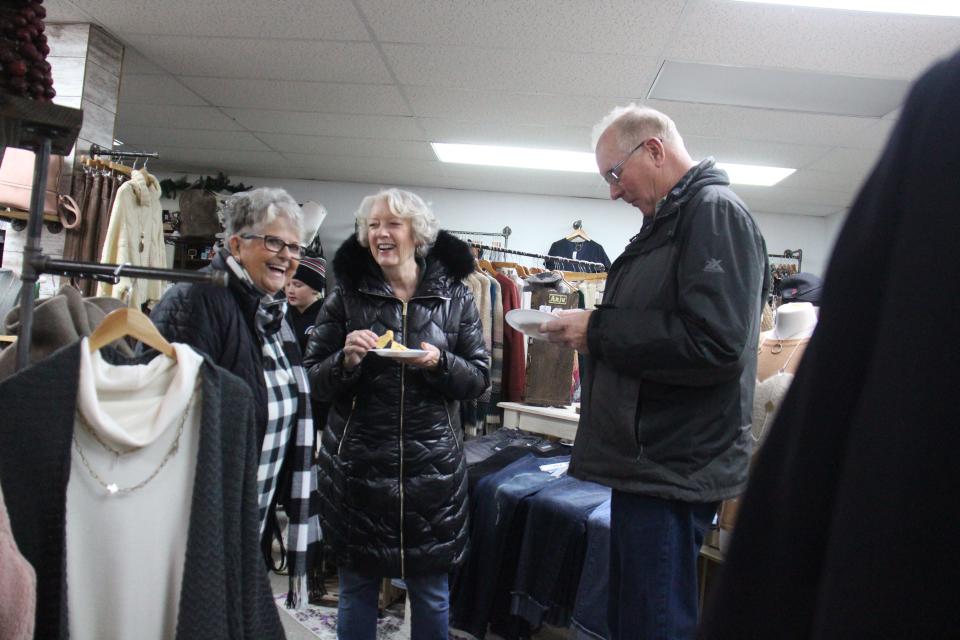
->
[[274, 594, 406, 639]]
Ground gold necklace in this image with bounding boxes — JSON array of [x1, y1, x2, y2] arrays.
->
[[73, 391, 196, 496]]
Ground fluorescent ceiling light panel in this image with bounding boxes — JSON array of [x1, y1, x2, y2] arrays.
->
[[431, 142, 793, 186], [650, 61, 909, 117], [730, 0, 960, 17], [716, 162, 795, 186], [431, 142, 597, 173]]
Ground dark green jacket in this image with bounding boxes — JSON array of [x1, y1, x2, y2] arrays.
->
[[570, 159, 769, 502]]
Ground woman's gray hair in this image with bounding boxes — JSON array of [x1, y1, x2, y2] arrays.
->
[[355, 188, 440, 257], [223, 187, 303, 237], [591, 103, 682, 153]]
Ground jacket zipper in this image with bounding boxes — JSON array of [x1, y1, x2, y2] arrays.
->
[[359, 289, 450, 578], [337, 396, 358, 457], [399, 300, 408, 578]]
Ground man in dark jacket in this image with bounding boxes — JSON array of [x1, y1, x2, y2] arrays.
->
[[543, 105, 769, 640]]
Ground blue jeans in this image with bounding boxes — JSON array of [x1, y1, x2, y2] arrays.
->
[[571, 499, 611, 640], [608, 490, 718, 640], [451, 454, 570, 638], [338, 569, 450, 640]]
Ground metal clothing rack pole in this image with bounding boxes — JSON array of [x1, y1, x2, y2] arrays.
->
[[5, 114, 226, 371], [448, 226, 512, 248], [469, 242, 606, 272], [89, 142, 160, 160], [40, 257, 228, 286]]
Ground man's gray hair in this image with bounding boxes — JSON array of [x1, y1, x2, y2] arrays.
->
[[223, 187, 303, 237], [592, 103, 683, 152], [355, 188, 440, 258]]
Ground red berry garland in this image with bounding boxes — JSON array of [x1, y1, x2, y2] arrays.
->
[[0, 1, 55, 102]]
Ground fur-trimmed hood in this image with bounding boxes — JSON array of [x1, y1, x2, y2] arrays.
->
[[332, 230, 475, 296]]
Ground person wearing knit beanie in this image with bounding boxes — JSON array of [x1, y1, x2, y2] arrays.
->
[[285, 257, 326, 353]]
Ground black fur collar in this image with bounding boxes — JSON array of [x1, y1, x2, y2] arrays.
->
[[332, 230, 475, 291]]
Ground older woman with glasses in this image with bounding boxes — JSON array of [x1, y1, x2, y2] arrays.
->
[[150, 187, 320, 608]]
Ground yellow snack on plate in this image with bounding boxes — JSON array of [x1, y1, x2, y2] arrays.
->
[[375, 330, 394, 348], [390, 341, 409, 351]]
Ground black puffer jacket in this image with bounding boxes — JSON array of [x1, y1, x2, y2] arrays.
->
[[150, 250, 293, 446], [304, 231, 489, 577]]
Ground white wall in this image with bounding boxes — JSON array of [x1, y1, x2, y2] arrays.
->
[[822, 210, 849, 272], [159, 172, 835, 277]]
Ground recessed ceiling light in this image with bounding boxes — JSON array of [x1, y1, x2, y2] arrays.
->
[[431, 142, 597, 173], [431, 142, 794, 187], [730, 0, 960, 17], [716, 162, 795, 186]]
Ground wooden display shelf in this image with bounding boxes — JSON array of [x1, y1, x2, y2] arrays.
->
[[0, 93, 83, 155], [1, 208, 62, 233]]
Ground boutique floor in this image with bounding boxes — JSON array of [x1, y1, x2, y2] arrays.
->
[[267, 571, 570, 640]]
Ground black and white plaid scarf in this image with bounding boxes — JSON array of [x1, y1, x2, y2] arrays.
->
[[224, 254, 321, 608]]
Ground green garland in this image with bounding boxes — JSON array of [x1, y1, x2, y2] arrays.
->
[[159, 173, 254, 200]]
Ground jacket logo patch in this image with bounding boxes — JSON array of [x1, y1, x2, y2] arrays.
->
[[703, 258, 725, 273]]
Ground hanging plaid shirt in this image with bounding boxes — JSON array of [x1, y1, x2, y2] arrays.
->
[[225, 254, 321, 609]]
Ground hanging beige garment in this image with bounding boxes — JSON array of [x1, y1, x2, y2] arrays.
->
[[97, 170, 167, 308]]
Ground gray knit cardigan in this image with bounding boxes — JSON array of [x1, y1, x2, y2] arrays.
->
[[0, 342, 284, 639]]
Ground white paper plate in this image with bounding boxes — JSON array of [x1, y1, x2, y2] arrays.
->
[[370, 348, 429, 359], [505, 309, 558, 341]]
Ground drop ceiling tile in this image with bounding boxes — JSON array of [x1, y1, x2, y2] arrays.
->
[[836, 118, 898, 150], [117, 126, 270, 151], [45, 0, 93, 22], [805, 147, 883, 176], [116, 105, 243, 131], [383, 43, 657, 97], [153, 146, 285, 166], [684, 136, 829, 169], [266, 136, 434, 159], [737, 185, 854, 209], [67, 0, 369, 40], [358, 0, 684, 54], [119, 74, 206, 106], [645, 99, 877, 147], [405, 87, 625, 128], [418, 119, 593, 150], [736, 195, 843, 217], [178, 77, 410, 114], [300, 167, 448, 190], [223, 109, 424, 139], [650, 61, 909, 117], [283, 154, 443, 176], [670, 0, 960, 79], [227, 165, 325, 181], [121, 35, 391, 84], [778, 169, 860, 193], [122, 47, 166, 75]]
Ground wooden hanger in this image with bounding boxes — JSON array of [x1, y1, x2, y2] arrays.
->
[[109, 160, 132, 176], [476, 259, 498, 277], [563, 271, 607, 282], [565, 220, 591, 242], [88, 308, 176, 360]]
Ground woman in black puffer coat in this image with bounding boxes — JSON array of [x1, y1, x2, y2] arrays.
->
[[304, 188, 488, 639]]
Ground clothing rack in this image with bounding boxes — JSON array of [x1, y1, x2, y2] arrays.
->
[[448, 226, 512, 248], [1, 100, 226, 371], [470, 242, 607, 272], [88, 142, 160, 161], [769, 249, 803, 272]]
